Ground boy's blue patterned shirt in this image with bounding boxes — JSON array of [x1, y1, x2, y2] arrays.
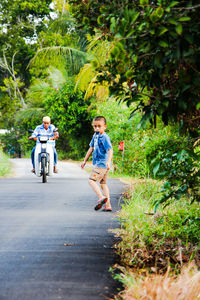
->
[[89, 132, 112, 168]]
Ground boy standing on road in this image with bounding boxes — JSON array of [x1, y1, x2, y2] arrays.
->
[[81, 116, 113, 211]]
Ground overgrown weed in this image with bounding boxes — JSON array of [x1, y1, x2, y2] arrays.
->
[[0, 150, 11, 177], [114, 263, 200, 300], [112, 178, 200, 298]]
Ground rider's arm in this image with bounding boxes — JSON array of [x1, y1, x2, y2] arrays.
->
[[28, 136, 37, 140], [28, 127, 38, 140], [81, 147, 93, 169], [50, 132, 59, 140], [53, 131, 59, 140], [49, 125, 59, 140]]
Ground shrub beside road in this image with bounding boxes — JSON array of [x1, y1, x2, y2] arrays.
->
[[0, 149, 11, 177]]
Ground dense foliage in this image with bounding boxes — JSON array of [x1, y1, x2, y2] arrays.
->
[[0, 0, 52, 126], [69, 0, 200, 133], [116, 180, 200, 272], [112, 179, 200, 299], [0, 0, 200, 207], [0, 0, 52, 82], [147, 138, 200, 208], [0, 148, 11, 176], [0, 0, 94, 159]]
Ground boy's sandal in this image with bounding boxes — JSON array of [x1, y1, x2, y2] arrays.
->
[[102, 205, 112, 212], [94, 197, 107, 211]]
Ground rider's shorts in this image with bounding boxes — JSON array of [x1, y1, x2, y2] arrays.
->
[[89, 167, 109, 184]]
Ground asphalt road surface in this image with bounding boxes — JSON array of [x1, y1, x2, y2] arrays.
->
[[0, 159, 125, 300]]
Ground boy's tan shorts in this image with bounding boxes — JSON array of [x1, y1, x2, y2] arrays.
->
[[89, 167, 109, 184]]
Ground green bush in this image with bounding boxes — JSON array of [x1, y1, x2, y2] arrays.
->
[[0, 149, 11, 176], [116, 179, 200, 272], [0, 132, 22, 157], [147, 138, 200, 208]]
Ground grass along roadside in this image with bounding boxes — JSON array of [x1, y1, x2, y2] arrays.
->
[[111, 178, 200, 299], [113, 263, 200, 300], [0, 149, 12, 177]]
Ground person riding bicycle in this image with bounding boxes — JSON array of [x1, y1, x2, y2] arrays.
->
[[29, 116, 59, 173]]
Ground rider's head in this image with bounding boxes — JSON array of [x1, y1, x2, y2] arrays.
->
[[43, 116, 51, 130]]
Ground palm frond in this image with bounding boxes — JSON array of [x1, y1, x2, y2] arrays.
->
[[74, 34, 115, 101], [48, 14, 76, 34], [26, 79, 50, 105], [86, 32, 105, 52], [86, 34, 115, 66], [75, 63, 95, 92], [75, 63, 109, 101], [84, 74, 109, 101], [28, 46, 88, 73], [48, 66, 67, 89], [29, 80, 50, 93], [15, 107, 45, 123]]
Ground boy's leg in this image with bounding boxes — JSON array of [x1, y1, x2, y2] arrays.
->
[[89, 179, 108, 210], [88, 167, 111, 210], [88, 167, 109, 210], [100, 169, 112, 210], [89, 167, 108, 200], [88, 179, 104, 200], [100, 183, 112, 209]]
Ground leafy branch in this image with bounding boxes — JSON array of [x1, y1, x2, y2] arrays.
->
[[0, 50, 25, 106]]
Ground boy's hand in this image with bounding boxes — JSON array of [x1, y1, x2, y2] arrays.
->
[[81, 147, 93, 169], [106, 161, 111, 170], [81, 162, 86, 169], [106, 149, 113, 170]]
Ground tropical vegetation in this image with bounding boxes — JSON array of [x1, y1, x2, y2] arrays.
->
[[0, 0, 200, 298], [0, 149, 11, 176]]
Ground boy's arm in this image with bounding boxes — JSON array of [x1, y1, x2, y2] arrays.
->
[[106, 148, 113, 170], [81, 147, 93, 169]]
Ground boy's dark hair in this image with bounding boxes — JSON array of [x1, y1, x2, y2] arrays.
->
[[93, 116, 107, 124]]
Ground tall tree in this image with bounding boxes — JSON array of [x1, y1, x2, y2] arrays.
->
[[0, 0, 52, 84], [69, 0, 200, 134], [0, 0, 52, 126]]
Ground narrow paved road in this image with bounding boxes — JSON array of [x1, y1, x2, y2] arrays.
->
[[0, 159, 124, 300]]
